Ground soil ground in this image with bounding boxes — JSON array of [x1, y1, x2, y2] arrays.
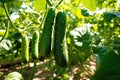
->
[[0, 57, 96, 80]]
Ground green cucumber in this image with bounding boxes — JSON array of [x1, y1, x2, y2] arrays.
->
[[21, 35, 29, 63], [39, 7, 55, 57], [31, 31, 39, 60], [53, 11, 69, 67]]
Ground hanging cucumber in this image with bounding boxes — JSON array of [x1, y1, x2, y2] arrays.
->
[[21, 35, 29, 63], [53, 11, 69, 67], [39, 7, 55, 57], [30, 31, 39, 80], [31, 31, 39, 60]]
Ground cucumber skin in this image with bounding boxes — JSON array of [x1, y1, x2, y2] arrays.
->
[[21, 35, 29, 63], [53, 11, 69, 67], [31, 31, 39, 60], [39, 8, 55, 57]]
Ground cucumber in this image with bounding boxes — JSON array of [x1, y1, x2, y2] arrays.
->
[[53, 11, 69, 67], [39, 7, 55, 57], [21, 35, 29, 63], [31, 31, 39, 60]]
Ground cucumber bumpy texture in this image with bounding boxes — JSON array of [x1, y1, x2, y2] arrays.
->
[[31, 31, 39, 60], [53, 11, 69, 67], [21, 35, 29, 63], [39, 7, 55, 57]]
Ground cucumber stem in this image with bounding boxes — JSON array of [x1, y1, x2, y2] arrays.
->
[[55, 0, 63, 8], [30, 60, 37, 80], [46, 0, 53, 6]]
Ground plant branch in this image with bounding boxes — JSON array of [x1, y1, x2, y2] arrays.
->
[[55, 0, 63, 8], [0, 24, 9, 42], [30, 60, 37, 80], [0, 3, 10, 43], [46, 0, 53, 6], [2, 3, 19, 32]]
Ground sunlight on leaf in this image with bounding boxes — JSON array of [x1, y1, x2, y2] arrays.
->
[[24, 1, 30, 5], [75, 0, 80, 5], [0, 7, 6, 16], [33, 0, 46, 11], [81, 0, 97, 11], [4, 71, 24, 80], [71, 8, 84, 19]]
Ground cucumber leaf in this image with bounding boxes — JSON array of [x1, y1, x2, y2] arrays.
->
[[81, 0, 97, 11], [4, 71, 24, 80], [33, 0, 46, 11]]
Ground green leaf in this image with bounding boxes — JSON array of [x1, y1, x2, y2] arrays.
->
[[0, 7, 6, 16], [4, 71, 24, 80], [93, 46, 108, 57], [0, 72, 3, 77], [81, 0, 97, 11], [91, 50, 120, 80], [7, 0, 25, 10], [103, 12, 116, 22], [33, 0, 46, 11], [0, 39, 12, 51], [75, 0, 80, 5], [70, 24, 92, 63], [81, 8, 89, 16]]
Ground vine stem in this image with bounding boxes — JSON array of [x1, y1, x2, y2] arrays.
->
[[0, 22, 9, 42], [30, 60, 37, 80], [46, 0, 53, 6], [55, 0, 63, 8], [2, 3, 19, 32], [0, 3, 10, 43]]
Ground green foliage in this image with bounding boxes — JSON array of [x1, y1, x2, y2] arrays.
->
[[93, 46, 108, 57], [69, 25, 92, 64], [113, 36, 120, 54], [81, 0, 97, 11], [0, 72, 3, 77], [81, 8, 90, 16], [91, 50, 120, 80], [0, 7, 6, 16], [4, 71, 24, 80], [0, 39, 12, 58], [0, 30, 6, 36], [33, 0, 46, 11]]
